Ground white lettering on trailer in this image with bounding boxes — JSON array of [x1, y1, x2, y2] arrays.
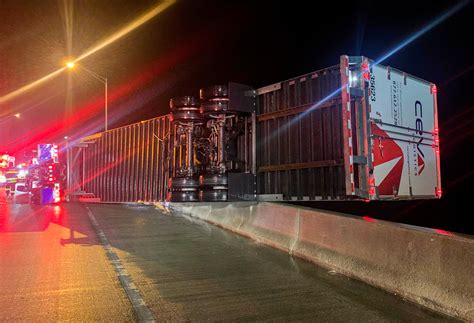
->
[[370, 64, 438, 198], [369, 68, 376, 102], [391, 80, 403, 126]]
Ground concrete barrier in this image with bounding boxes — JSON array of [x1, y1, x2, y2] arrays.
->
[[171, 201, 474, 321]]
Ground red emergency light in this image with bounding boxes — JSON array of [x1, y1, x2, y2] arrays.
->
[[54, 183, 61, 203], [362, 216, 377, 223]]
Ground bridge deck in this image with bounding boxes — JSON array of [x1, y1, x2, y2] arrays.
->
[[0, 195, 455, 321], [89, 203, 453, 321]]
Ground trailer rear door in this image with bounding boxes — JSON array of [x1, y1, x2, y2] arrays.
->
[[368, 63, 441, 199]]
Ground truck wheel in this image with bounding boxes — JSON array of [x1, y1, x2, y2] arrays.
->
[[200, 100, 230, 114], [168, 177, 199, 191], [199, 174, 228, 189], [169, 96, 200, 108], [199, 189, 227, 202], [200, 85, 228, 100], [168, 191, 199, 202]]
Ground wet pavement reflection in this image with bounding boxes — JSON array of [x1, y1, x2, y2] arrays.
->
[[0, 188, 458, 321], [0, 189, 134, 321]]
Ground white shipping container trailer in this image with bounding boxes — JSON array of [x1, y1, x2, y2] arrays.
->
[[69, 55, 441, 202], [256, 55, 441, 201]]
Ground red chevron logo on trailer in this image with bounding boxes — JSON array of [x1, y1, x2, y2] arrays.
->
[[372, 124, 404, 195], [417, 153, 425, 175]]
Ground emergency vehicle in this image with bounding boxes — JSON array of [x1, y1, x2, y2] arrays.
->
[[29, 144, 62, 204]]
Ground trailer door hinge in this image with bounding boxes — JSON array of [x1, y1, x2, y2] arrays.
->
[[349, 87, 364, 98], [348, 56, 364, 65], [352, 155, 368, 165], [355, 188, 370, 199]]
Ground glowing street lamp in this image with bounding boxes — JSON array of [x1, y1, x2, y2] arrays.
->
[[0, 112, 20, 123], [66, 62, 108, 131], [0, 113, 21, 142]]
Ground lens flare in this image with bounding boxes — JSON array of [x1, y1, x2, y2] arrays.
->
[[374, 0, 469, 65], [0, 68, 66, 108], [0, 0, 175, 107], [76, 0, 175, 62], [260, 0, 468, 146]]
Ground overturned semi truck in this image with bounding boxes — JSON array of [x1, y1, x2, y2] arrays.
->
[[67, 55, 441, 202]]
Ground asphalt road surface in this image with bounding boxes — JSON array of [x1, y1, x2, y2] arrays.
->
[[0, 191, 134, 321], [0, 191, 456, 321]]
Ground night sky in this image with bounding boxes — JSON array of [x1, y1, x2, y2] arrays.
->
[[1, 0, 473, 233]]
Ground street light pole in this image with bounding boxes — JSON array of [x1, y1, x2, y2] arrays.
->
[[80, 65, 108, 132], [66, 62, 108, 132], [104, 77, 108, 131]]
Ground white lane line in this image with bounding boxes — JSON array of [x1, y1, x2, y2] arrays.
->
[[86, 206, 155, 323]]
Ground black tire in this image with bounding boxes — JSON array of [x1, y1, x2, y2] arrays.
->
[[170, 109, 203, 123], [199, 174, 228, 189], [199, 189, 227, 202], [200, 100, 230, 114], [200, 85, 228, 100], [169, 177, 199, 191], [168, 191, 199, 202], [169, 96, 200, 109]]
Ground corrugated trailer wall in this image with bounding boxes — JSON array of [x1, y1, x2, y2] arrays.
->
[[68, 55, 439, 202], [81, 115, 172, 202], [256, 65, 348, 200]]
